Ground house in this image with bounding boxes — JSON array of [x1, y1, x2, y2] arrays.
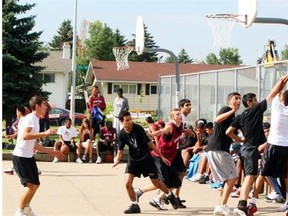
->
[[36, 48, 72, 108], [85, 60, 239, 113]]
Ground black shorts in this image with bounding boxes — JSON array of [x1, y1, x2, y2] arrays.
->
[[125, 155, 158, 179], [12, 155, 40, 186], [99, 142, 115, 152], [173, 150, 186, 172], [239, 145, 261, 176], [153, 156, 181, 189], [261, 143, 288, 178], [63, 141, 76, 152]]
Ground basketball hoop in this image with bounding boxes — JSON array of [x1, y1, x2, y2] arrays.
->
[[112, 46, 134, 70], [206, 14, 247, 48]]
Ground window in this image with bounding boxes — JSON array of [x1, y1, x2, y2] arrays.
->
[[112, 84, 137, 94], [34, 73, 55, 83], [150, 85, 157, 94]]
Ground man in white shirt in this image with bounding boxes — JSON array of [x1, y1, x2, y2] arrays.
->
[[113, 88, 129, 135]]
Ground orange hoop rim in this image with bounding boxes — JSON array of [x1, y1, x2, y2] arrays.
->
[[206, 14, 247, 25]]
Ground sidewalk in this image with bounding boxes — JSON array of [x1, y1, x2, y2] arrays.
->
[[2, 160, 285, 216]]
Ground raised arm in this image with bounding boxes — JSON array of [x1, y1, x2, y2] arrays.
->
[[266, 74, 288, 103]]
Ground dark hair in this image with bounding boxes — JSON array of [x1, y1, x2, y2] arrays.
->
[[195, 118, 207, 129], [16, 106, 26, 115], [117, 88, 123, 94], [205, 122, 214, 129], [227, 92, 241, 103], [178, 99, 191, 108], [242, 93, 256, 108], [146, 116, 154, 124], [118, 110, 131, 121], [106, 120, 112, 127], [263, 122, 270, 129], [29, 95, 46, 111], [283, 89, 288, 106], [64, 118, 72, 124]]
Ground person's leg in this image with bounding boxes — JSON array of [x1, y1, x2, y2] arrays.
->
[[87, 140, 93, 161], [240, 175, 257, 201], [18, 183, 39, 209], [221, 178, 237, 205], [76, 142, 82, 158], [124, 173, 136, 201]]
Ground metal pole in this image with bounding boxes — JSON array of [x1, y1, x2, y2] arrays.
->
[[254, 17, 288, 25], [144, 48, 180, 108], [70, 0, 77, 125]]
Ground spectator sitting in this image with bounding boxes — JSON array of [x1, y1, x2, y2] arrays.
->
[[94, 120, 117, 163], [52, 118, 78, 163], [75, 118, 94, 164]]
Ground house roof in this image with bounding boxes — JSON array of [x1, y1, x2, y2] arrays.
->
[[36, 51, 72, 72], [87, 60, 241, 84]]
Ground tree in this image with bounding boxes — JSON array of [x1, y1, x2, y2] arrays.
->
[[178, 49, 193, 63], [128, 24, 159, 62], [49, 19, 73, 50], [115, 28, 127, 47], [281, 44, 288, 60], [219, 48, 242, 65], [205, 53, 221, 64], [2, 0, 50, 124], [85, 20, 116, 60]]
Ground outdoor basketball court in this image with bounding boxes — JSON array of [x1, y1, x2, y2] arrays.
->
[[2, 160, 284, 216]]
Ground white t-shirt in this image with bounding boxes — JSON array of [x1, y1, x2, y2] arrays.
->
[[57, 125, 78, 141], [267, 95, 288, 147], [13, 113, 39, 158], [113, 96, 129, 118]]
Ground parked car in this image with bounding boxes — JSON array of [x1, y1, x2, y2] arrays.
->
[[49, 107, 87, 126]]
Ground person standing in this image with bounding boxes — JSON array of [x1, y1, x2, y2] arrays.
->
[[112, 88, 129, 135], [12, 96, 64, 216], [226, 74, 288, 216], [88, 85, 106, 137], [206, 92, 242, 215], [112, 111, 178, 214]]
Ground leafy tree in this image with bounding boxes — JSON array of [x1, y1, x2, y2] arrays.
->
[[219, 48, 242, 65], [178, 49, 193, 63], [165, 56, 175, 63], [2, 0, 50, 124], [115, 28, 127, 47], [128, 24, 159, 62], [281, 44, 288, 60], [49, 19, 73, 50], [205, 53, 221, 64]]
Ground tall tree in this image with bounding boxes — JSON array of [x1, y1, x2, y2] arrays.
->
[[128, 24, 159, 62], [219, 48, 242, 65], [205, 53, 221, 64], [49, 19, 73, 50], [115, 28, 127, 47], [2, 0, 49, 124], [281, 44, 288, 60], [178, 49, 193, 63], [85, 20, 116, 60]]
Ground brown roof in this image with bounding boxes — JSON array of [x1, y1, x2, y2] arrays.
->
[[90, 60, 240, 83]]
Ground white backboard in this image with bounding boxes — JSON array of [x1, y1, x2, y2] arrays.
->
[[135, 16, 145, 55], [238, 0, 257, 28]]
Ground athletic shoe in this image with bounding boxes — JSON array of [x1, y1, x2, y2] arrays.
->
[[176, 197, 186, 208], [247, 203, 257, 215], [82, 154, 87, 161], [188, 173, 203, 182], [162, 195, 169, 205], [52, 157, 58, 163], [265, 191, 278, 201], [167, 192, 179, 209], [233, 206, 248, 216], [89, 159, 93, 164], [14, 210, 25, 216], [134, 187, 143, 202], [23, 207, 38, 216], [230, 189, 240, 198], [38, 169, 41, 175], [76, 158, 83, 164], [273, 195, 286, 204], [149, 198, 167, 210], [199, 175, 209, 184], [3, 167, 14, 175], [277, 202, 288, 212], [96, 156, 102, 164], [124, 204, 141, 214], [248, 190, 253, 199], [214, 204, 234, 216]]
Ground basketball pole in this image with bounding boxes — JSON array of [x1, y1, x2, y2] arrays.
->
[[254, 17, 288, 25], [144, 48, 180, 108]]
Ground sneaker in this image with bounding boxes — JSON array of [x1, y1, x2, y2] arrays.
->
[[52, 157, 58, 163], [163, 195, 169, 205], [176, 197, 186, 208], [230, 189, 240, 198], [273, 195, 286, 204], [96, 156, 102, 164], [149, 198, 167, 210], [134, 188, 143, 202], [265, 191, 278, 201], [167, 192, 179, 209], [3, 167, 14, 175], [233, 206, 248, 216], [89, 159, 93, 164], [188, 173, 203, 182], [76, 158, 83, 164], [82, 154, 87, 161], [14, 210, 25, 216], [277, 202, 288, 212], [23, 206, 38, 216], [214, 204, 234, 216], [124, 203, 141, 214], [247, 203, 257, 215], [199, 175, 209, 184], [248, 190, 253, 199], [38, 169, 41, 175]]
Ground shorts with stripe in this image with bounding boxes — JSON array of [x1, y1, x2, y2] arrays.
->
[[12, 155, 40, 187], [207, 150, 238, 183]]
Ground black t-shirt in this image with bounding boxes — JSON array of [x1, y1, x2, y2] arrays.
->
[[118, 123, 151, 162], [231, 99, 267, 147], [206, 106, 235, 152]]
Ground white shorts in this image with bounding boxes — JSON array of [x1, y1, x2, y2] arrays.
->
[[207, 150, 238, 183]]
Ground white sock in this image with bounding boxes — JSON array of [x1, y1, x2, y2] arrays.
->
[[251, 197, 257, 204], [132, 201, 138, 205]]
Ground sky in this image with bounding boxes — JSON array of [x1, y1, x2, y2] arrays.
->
[[19, 0, 288, 65]]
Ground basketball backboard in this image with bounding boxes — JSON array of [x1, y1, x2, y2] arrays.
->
[[135, 16, 145, 55], [238, 0, 257, 28]]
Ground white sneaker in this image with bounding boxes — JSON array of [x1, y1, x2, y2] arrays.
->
[[14, 209, 25, 216], [3, 166, 14, 175], [96, 156, 102, 164], [277, 202, 288, 212], [189, 173, 203, 182], [89, 159, 93, 163], [214, 204, 235, 216], [23, 206, 38, 216], [82, 154, 87, 161], [266, 191, 278, 200], [52, 157, 58, 163], [76, 158, 83, 164], [233, 207, 247, 216]]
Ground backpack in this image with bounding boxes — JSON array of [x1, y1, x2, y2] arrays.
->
[[92, 107, 104, 123]]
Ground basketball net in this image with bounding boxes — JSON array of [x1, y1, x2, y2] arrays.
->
[[206, 14, 241, 49], [112, 46, 134, 70]]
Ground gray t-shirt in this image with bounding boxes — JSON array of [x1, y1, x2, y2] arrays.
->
[[113, 96, 129, 117]]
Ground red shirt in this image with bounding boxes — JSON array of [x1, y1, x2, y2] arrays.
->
[[100, 127, 116, 142], [89, 94, 106, 114]]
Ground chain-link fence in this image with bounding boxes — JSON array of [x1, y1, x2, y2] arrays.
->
[[158, 60, 288, 126]]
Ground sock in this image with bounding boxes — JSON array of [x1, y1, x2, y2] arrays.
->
[[238, 200, 247, 208], [251, 197, 257, 204], [167, 191, 172, 196], [132, 201, 138, 205]]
